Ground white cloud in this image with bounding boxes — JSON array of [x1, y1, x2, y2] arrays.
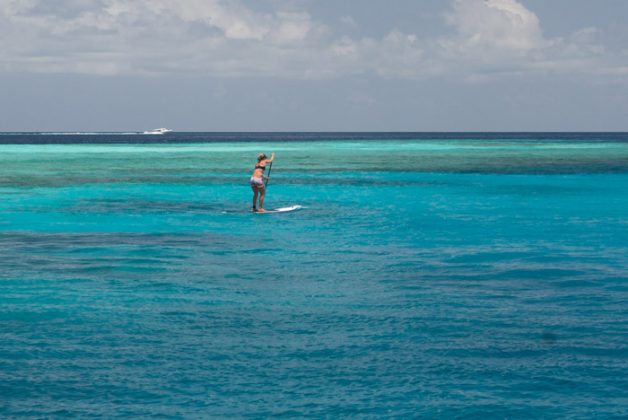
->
[[0, 0, 324, 75], [445, 0, 545, 52], [0, 0, 626, 82], [154, 0, 271, 41], [434, 0, 628, 82], [340, 15, 357, 28]]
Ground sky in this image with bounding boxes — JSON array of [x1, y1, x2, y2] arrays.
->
[[1, 0, 627, 132]]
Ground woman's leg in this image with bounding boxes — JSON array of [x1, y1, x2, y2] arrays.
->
[[258, 187, 266, 211], [252, 186, 259, 211]]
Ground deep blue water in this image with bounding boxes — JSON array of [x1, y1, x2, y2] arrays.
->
[[2, 131, 628, 144], [1, 133, 627, 417]]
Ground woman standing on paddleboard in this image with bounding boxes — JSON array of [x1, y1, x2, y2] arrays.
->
[[250, 152, 274, 212]]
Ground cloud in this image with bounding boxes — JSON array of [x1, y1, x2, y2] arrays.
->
[[0, 0, 324, 75], [0, 0, 626, 82], [340, 15, 357, 28], [328, 31, 425, 79], [432, 0, 550, 79], [445, 0, 545, 52], [435, 0, 628, 82]]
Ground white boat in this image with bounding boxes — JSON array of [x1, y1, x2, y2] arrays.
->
[[143, 128, 173, 135]]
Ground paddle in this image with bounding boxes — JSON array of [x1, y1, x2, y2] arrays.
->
[[265, 161, 273, 188]]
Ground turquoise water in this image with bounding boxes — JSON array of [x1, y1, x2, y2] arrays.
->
[[1, 136, 627, 417]]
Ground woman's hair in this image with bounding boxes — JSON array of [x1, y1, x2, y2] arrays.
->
[[258, 153, 266, 161]]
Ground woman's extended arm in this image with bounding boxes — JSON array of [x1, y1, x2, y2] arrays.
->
[[266, 152, 275, 163]]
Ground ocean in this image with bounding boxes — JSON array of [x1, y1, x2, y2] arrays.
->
[[1, 133, 627, 417]]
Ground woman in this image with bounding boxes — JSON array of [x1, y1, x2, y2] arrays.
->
[[250, 152, 275, 212]]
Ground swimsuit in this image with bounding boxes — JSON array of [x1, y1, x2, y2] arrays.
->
[[250, 176, 264, 188], [250, 162, 266, 188]]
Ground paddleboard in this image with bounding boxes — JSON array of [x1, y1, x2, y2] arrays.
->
[[254, 205, 302, 214]]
